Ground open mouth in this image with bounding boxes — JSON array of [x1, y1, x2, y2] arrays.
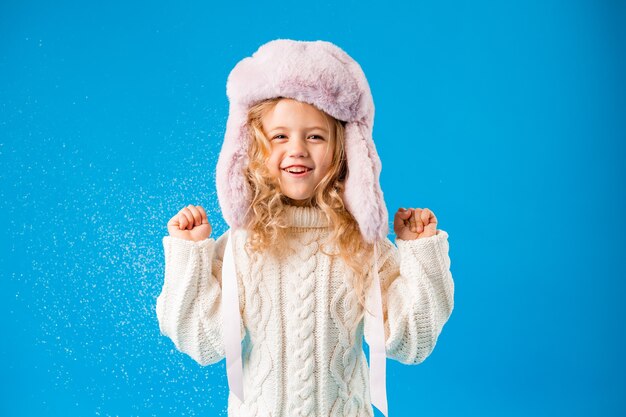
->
[[283, 167, 313, 177]]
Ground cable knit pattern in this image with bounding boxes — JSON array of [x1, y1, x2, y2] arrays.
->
[[285, 233, 318, 416], [329, 277, 363, 417], [236, 247, 274, 417], [156, 205, 455, 417]]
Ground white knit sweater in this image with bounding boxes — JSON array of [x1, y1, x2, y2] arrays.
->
[[156, 205, 454, 417]]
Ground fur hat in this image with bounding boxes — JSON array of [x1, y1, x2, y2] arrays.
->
[[215, 38, 389, 243]]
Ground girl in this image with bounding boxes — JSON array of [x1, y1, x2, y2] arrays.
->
[[156, 39, 454, 417]]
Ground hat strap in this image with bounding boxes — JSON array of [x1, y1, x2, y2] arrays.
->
[[223, 229, 245, 402], [368, 242, 389, 416]]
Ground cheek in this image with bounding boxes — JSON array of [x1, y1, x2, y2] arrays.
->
[[318, 150, 334, 174], [317, 163, 332, 178], [266, 152, 281, 174]]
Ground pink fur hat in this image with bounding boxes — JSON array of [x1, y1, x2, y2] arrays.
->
[[216, 38, 389, 243]]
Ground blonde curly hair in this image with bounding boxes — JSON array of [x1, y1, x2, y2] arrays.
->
[[242, 97, 376, 317]]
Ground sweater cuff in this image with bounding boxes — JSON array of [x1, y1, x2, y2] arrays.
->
[[162, 236, 215, 283], [395, 230, 449, 278]]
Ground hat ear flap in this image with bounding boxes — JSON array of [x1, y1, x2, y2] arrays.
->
[[216, 108, 252, 229], [342, 121, 389, 243]]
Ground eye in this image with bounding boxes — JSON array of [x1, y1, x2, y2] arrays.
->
[[272, 134, 286, 140], [309, 135, 325, 140]]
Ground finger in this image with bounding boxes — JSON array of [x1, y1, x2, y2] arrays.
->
[[196, 205, 209, 224], [424, 208, 438, 228], [396, 207, 411, 219], [177, 212, 187, 229], [409, 208, 418, 232], [421, 208, 432, 226], [394, 208, 409, 222], [167, 214, 180, 227], [187, 205, 202, 226], [179, 210, 192, 229], [394, 208, 412, 230], [180, 208, 194, 230], [430, 210, 438, 225], [413, 208, 423, 232]]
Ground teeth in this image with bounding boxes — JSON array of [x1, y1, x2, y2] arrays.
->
[[285, 167, 309, 173]]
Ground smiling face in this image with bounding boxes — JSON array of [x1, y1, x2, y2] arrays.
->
[[261, 98, 335, 206]]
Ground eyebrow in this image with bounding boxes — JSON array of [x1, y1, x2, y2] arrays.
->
[[269, 126, 329, 133]]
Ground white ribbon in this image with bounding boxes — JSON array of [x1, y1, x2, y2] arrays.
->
[[222, 228, 244, 403], [222, 230, 388, 415], [367, 243, 389, 416]]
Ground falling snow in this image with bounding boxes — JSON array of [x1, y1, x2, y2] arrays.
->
[[3, 104, 232, 415]]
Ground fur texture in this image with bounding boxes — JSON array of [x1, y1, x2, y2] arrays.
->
[[216, 39, 389, 243]]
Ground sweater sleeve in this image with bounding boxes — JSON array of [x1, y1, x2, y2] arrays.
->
[[364, 229, 454, 365], [155, 230, 246, 366]]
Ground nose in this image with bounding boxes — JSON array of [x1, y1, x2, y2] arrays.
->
[[288, 137, 309, 157]]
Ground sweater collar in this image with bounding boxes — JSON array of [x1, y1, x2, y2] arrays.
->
[[284, 205, 330, 228]]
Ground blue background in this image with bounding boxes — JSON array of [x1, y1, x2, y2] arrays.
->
[[2, 0, 625, 416]]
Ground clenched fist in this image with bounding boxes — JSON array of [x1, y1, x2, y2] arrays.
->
[[167, 204, 212, 242], [393, 207, 438, 240]]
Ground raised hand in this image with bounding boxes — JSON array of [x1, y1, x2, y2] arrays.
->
[[393, 207, 438, 240], [167, 204, 212, 242]]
